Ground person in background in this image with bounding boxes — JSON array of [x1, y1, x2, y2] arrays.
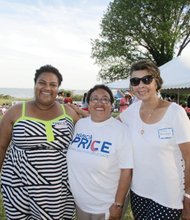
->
[[1, 103, 7, 115], [119, 93, 132, 112], [64, 92, 73, 104], [57, 90, 65, 104], [81, 92, 88, 111], [187, 95, 190, 108], [118, 60, 190, 220], [181, 103, 190, 120], [163, 94, 172, 101], [130, 95, 139, 104], [0, 65, 80, 219], [67, 84, 133, 220]]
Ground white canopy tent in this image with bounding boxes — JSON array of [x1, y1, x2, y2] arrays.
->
[[160, 55, 190, 92], [106, 79, 130, 89]]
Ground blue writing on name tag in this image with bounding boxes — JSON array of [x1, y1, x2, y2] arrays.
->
[[158, 128, 173, 139]]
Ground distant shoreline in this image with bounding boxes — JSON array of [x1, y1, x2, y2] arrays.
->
[[0, 88, 87, 99], [0, 88, 33, 99]]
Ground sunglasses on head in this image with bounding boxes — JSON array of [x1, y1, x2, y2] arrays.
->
[[130, 75, 154, 86]]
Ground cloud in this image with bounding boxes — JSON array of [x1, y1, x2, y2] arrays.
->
[[0, 0, 110, 89]]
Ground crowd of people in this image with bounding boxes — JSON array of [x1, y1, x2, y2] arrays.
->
[[56, 90, 73, 104], [0, 61, 190, 220]]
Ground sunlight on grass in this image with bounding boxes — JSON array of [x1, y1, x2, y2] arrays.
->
[[0, 193, 6, 220]]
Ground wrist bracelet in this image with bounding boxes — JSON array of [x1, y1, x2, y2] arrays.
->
[[113, 202, 123, 209], [184, 193, 190, 199]]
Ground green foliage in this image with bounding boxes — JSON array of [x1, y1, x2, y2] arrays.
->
[[0, 94, 14, 106], [124, 202, 134, 219], [91, 0, 190, 81], [58, 89, 71, 95], [58, 89, 83, 102], [0, 97, 29, 106], [112, 111, 119, 118], [161, 92, 190, 104], [73, 94, 83, 101]]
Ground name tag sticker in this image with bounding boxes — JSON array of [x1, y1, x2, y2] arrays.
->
[[54, 121, 67, 129], [158, 128, 173, 139]]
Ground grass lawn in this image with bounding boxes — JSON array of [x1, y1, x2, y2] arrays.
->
[[0, 193, 6, 220]]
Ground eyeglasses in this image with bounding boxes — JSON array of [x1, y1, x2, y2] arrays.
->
[[90, 97, 111, 104], [130, 75, 154, 86]]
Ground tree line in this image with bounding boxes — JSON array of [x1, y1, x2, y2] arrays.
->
[[91, 0, 190, 82]]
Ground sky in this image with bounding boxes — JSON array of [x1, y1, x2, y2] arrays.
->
[[0, 0, 111, 90], [0, 0, 189, 90]]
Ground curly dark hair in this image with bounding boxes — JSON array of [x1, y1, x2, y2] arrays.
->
[[86, 84, 114, 104], [34, 65, 63, 86]]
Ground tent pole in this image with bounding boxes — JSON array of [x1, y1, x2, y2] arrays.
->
[[177, 89, 179, 104]]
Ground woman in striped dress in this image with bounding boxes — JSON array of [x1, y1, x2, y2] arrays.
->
[[0, 65, 80, 220]]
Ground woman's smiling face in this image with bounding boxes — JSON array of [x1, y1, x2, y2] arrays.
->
[[131, 69, 157, 101], [34, 72, 59, 106], [88, 88, 112, 122]]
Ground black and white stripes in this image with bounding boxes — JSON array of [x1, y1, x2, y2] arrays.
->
[[1, 115, 75, 220]]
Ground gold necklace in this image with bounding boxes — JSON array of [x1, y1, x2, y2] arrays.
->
[[140, 100, 160, 135], [140, 112, 153, 135]]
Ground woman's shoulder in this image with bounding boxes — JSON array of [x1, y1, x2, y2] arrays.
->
[[1, 102, 23, 123], [166, 101, 184, 111], [123, 100, 140, 114], [111, 117, 128, 129], [162, 101, 188, 120], [8, 102, 23, 114]]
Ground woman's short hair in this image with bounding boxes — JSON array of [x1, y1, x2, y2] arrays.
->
[[130, 60, 163, 91], [86, 84, 114, 104], [34, 65, 63, 86]]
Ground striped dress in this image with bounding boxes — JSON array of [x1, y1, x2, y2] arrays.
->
[[1, 102, 75, 220]]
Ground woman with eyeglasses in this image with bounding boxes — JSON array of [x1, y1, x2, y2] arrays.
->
[[118, 60, 190, 220], [67, 84, 133, 220]]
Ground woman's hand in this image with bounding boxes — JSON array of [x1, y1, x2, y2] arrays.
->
[[108, 203, 122, 220], [68, 103, 89, 118]]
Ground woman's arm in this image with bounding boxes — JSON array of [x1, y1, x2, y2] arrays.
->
[[0, 108, 15, 171], [180, 142, 190, 220], [66, 104, 89, 121], [109, 168, 132, 220]]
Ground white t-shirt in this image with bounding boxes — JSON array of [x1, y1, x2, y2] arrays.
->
[[67, 116, 133, 214], [120, 101, 190, 209]]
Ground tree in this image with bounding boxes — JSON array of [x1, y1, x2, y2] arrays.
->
[[91, 0, 190, 81]]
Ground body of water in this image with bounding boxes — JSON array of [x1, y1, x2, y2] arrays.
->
[[0, 88, 87, 99], [0, 88, 34, 98]]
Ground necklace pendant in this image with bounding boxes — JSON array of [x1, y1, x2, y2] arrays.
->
[[140, 129, 144, 135]]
